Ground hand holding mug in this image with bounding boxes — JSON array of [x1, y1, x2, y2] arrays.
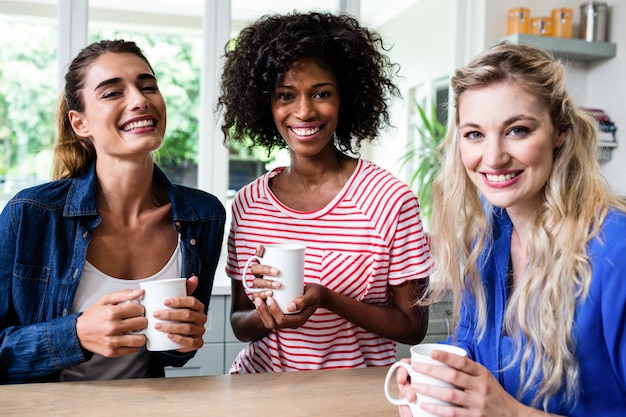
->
[[151, 275, 207, 352], [243, 243, 306, 314], [384, 343, 468, 417], [76, 288, 148, 357]]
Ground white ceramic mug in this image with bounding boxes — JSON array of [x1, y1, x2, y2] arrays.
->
[[243, 243, 306, 314], [384, 343, 468, 417], [134, 278, 187, 351]]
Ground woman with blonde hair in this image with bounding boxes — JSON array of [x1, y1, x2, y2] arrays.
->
[[396, 42, 626, 416]]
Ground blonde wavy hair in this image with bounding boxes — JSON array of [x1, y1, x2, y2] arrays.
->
[[427, 42, 626, 409]]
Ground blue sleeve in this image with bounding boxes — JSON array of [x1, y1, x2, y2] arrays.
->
[[446, 289, 477, 360], [0, 203, 86, 382], [594, 214, 626, 390]]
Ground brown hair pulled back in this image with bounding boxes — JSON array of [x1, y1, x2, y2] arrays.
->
[[53, 39, 153, 179]]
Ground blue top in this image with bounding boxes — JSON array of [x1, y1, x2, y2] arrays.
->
[[451, 208, 626, 415], [0, 163, 225, 383]]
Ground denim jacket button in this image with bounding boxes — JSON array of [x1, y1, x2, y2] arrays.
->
[[82, 230, 88, 238], [61, 308, 67, 317], [175, 221, 182, 228], [190, 238, 197, 246]]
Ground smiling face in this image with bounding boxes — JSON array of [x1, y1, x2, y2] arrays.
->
[[271, 58, 340, 159], [458, 80, 567, 217], [68, 52, 166, 160]]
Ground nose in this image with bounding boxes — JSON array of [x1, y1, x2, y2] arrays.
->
[[293, 96, 316, 120], [127, 86, 149, 111], [482, 136, 510, 167]]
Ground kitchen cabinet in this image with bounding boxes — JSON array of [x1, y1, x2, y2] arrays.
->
[[164, 294, 246, 377], [166, 294, 453, 376]]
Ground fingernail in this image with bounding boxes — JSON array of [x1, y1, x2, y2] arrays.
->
[[266, 296, 274, 306], [271, 281, 281, 289], [269, 267, 278, 275], [253, 298, 262, 308]]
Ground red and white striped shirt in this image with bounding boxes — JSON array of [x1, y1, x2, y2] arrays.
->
[[225, 159, 433, 373]]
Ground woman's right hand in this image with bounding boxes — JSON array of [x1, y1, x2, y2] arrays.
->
[[76, 289, 148, 357]]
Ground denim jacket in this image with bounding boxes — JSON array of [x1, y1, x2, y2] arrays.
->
[[0, 163, 225, 383]]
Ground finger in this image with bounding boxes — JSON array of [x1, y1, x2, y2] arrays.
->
[[99, 288, 144, 306], [254, 298, 279, 329], [250, 264, 279, 278], [163, 294, 205, 311], [252, 277, 281, 289], [186, 275, 198, 296], [156, 320, 205, 339], [431, 350, 470, 369], [171, 333, 205, 352]]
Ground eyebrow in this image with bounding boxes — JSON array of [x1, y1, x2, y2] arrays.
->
[[94, 73, 157, 91]]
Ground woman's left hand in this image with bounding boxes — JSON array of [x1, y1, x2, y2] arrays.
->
[[153, 275, 207, 352], [409, 350, 531, 417], [253, 283, 325, 330]]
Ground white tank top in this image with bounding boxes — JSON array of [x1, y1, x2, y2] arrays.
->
[[60, 241, 181, 381]]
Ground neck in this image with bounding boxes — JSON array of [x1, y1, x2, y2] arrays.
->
[[94, 156, 164, 218]]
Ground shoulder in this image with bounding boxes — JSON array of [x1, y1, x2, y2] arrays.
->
[[232, 171, 273, 205], [353, 160, 417, 202], [5, 179, 72, 211], [172, 184, 226, 219], [588, 209, 626, 270]]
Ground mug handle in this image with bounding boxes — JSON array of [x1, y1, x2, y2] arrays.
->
[[383, 362, 413, 406], [243, 255, 276, 292]]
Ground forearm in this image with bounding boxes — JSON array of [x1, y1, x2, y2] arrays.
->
[[230, 308, 271, 342], [0, 314, 86, 382], [319, 285, 428, 345]]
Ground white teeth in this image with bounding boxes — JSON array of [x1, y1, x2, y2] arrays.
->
[[122, 119, 154, 131], [292, 127, 320, 136], [486, 172, 518, 182]]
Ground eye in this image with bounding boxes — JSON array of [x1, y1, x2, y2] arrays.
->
[[140, 82, 160, 92], [313, 90, 332, 99], [507, 126, 530, 137], [274, 91, 294, 102], [463, 130, 484, 141], [101, 90, 121, 99]]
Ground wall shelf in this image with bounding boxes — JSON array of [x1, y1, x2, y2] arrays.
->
[[499, 34, 617, 61]]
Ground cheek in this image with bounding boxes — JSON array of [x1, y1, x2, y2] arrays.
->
[[459, 142, 478, 171], [524, 142, 554, 171]]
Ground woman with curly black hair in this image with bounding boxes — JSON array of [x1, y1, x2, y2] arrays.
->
[[218, 11, 433, 373]]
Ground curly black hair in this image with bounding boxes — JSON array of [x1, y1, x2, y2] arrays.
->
[[217, 11, 401, 154]]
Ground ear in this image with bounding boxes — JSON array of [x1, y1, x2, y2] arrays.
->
[[68, 110, 90, 138], [554, 125, 568, 148]]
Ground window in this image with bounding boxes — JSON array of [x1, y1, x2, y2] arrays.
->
[[0, 0, 364, 211], [0, 1, 58, 209]]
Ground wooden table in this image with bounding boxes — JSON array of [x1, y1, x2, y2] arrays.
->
[[0, 366, 398, 416]]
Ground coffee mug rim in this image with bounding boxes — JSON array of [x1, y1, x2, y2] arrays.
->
[[410, 343, 467, 358], [263, 243, 306, 251]]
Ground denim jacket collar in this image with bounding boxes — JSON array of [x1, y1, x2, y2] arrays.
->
[[63, 162, 200, 223]]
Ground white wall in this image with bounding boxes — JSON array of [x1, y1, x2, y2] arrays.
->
[[367, 0, 625, 196], [361, 0, 453, 180]]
